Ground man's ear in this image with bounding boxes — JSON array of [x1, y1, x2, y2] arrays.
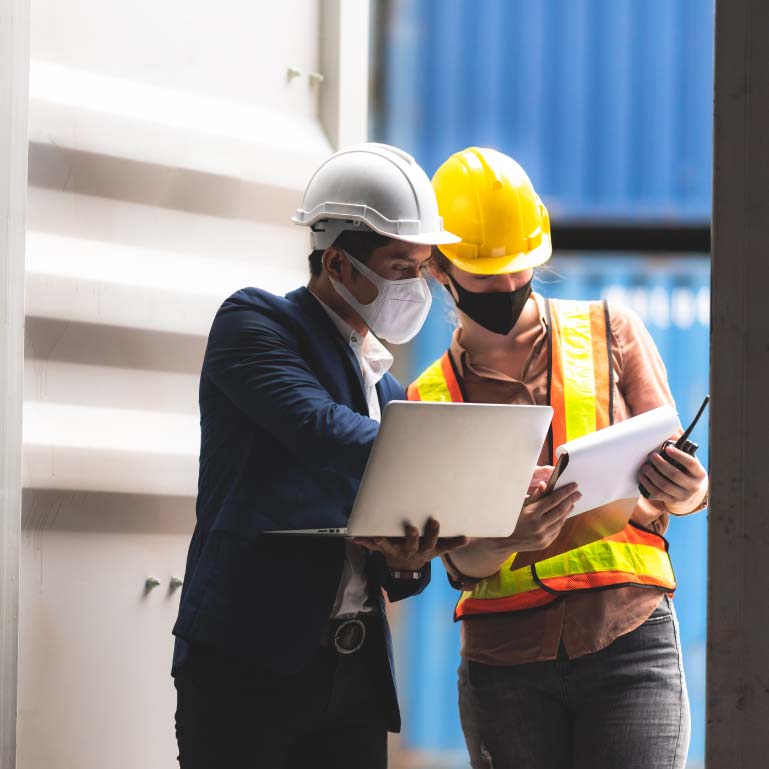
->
[[322, 247, 345, 281]]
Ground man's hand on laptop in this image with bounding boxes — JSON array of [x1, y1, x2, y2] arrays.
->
[[353, 518, 468, 571]]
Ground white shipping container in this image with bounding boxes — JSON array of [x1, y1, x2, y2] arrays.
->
[[14, 2, 370, 767]]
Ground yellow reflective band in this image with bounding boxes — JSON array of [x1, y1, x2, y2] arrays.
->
[[536, 540, 675, 584], [559, 300, 597, 441], [463, 541, 675, 605], [414, 358, 453, 402], [459, 554, 537, 601]]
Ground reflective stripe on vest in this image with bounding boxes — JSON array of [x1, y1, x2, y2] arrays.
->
[[406, 352, 465, 403], [407, 298, 676, 620], [546, 298, 614, 459]]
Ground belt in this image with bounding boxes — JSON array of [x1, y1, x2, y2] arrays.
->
[[324, 613, 377, 655]]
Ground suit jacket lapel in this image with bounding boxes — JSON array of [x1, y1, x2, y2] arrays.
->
[[375, 380, 388, 409], [287, 287, 368, 411]]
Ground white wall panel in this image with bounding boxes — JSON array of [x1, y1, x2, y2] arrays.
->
[[18, 491, 194, 769], [17, 1, 369, 767], [30, 1, 323, 118], [1, 1, 30, 767]]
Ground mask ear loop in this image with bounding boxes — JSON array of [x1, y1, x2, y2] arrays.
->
[[342, 250, 383, 290], [329, 251, 387, 332], [444, 272, 462, 303]]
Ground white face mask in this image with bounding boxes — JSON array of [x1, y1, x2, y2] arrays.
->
[[330, 251, 432, 344]]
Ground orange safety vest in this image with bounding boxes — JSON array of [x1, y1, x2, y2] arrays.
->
[[407, 298, 676, 620]]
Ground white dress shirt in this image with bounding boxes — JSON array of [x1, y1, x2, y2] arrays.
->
[[310, 292, 394, 619]]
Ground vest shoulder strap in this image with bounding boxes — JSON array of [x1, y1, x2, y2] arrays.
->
[[546, 297, 614, 461]]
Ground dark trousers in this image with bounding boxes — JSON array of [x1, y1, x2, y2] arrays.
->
[[458, 596, 691, 769], [174, 630, 389, 769]]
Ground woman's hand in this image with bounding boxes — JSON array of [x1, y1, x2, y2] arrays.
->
[[353, 518, 468, 571], [507, 481, 581, 552], [638, 446, 708, 515], [441, 482, 582, 580], [528, 465, 555, 495]]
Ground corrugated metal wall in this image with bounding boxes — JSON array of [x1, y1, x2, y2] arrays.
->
[[394, 257, 710, 768], [18, 3, 368, 767], [377, 0, 714, 221]]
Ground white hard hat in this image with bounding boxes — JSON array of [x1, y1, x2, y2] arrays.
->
[[292, 142, 461, 250]]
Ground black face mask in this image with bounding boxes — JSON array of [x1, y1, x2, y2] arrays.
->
[[446, 274, 533, 335]]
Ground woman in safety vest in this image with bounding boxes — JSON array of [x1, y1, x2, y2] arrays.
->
[[408, 147, 709, 769]]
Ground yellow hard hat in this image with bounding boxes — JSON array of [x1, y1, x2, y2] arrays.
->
[[432, 147, 552, 275]]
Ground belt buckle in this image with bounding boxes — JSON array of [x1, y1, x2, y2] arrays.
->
[[333, 618, 366, 655]]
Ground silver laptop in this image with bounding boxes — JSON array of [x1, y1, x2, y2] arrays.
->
[[267, 400, 553, 538]]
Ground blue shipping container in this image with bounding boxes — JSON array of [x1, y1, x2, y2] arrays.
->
[[375, 0, 714, 222]]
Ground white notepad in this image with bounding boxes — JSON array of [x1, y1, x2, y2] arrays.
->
[[550, 405, 681, 517]]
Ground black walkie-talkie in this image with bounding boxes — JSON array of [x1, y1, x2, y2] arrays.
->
[[639, 395, 709, 498]]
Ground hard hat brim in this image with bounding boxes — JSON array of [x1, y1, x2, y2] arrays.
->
[[438, 235, 552, 275], [386, 228, 462, 246], [292, 212, 461, 247]]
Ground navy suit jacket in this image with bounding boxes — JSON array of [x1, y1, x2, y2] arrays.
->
[[172, 286, 429, 731]]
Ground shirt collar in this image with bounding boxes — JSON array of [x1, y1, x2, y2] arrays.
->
[[309, 290, 394, 376], [309, 289, 358, 343], [532, 291, 549, 327]]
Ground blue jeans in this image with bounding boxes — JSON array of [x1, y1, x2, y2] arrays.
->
[[458, 596, 690, 769]]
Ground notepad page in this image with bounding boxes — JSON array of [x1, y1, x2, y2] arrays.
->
[[553, 405, 681, 517]]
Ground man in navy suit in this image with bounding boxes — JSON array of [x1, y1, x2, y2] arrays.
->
[[172, 144, 465, 768]]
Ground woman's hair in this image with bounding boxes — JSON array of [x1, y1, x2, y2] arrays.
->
[[428, 246, 454, 276], [428, 245, 557, 286]]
